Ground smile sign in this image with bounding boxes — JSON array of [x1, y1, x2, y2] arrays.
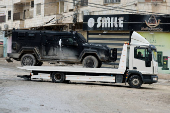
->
[[88, 17, 124, 28], [83, 14, 170, 31], [83, 15, 129, 31]]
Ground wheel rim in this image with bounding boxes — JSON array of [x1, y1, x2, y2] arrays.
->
[[54, 73, 62, 81], [86, 59, 95, 68], [22, 56, 33, 66], [132, 78, 140, 86]]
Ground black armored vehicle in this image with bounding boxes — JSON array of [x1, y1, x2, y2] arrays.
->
[[7, 30, 117, 68]]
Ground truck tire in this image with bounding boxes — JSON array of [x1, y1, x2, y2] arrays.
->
[[21, 54, 36, 66], [52, 72, 65, 83], [83, 55, 99, 68], [128, 75, 142, 88]]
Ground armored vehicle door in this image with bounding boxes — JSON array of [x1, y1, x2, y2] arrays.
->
[[60, 36, 80, 61], [41, 35, 62, 59]]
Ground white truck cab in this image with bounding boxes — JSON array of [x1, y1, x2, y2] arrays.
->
[[129, 31, 158, 74]]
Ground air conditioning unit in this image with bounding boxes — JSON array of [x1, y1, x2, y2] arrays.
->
[[82, 10, 91, 16], [4, 24, 9, 30]]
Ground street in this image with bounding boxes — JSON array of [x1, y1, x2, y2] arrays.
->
[[0, 59, 170, 113]]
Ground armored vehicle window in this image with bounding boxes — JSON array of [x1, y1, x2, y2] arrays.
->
[[18, 33, 25, 40], [77, 33, 86, 43], [28, 33, 35, 40], [62, 37, 75, 45]]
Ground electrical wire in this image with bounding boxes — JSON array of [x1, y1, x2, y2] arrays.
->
[[1, 0, 170, 29], [1, 0, 170, 15]]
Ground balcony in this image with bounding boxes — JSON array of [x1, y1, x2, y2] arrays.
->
[[13, 20, 25, 29], [44, 0, 64, 16], [13, 0, 33, 4], [13, 12, 23, 21]]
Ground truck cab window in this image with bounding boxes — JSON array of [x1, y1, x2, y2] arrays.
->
[[134, 48, 148, 60], [152, 50, 157, 61]]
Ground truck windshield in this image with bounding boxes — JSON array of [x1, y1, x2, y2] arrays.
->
[[152, 50, 157, 61], [77, 33, 86, 43]]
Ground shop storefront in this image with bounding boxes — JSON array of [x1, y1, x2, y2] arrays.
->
[[83, 14, 170, 74]]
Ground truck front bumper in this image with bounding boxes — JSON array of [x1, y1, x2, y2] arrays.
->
[[143, 75, 158, 84]]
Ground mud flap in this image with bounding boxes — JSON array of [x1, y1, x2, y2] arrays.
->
[[6, 57, 13, 63]]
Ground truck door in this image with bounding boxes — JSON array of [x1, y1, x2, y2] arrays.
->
[[132, 47, 153, 74], [60, 36, 80, 61]]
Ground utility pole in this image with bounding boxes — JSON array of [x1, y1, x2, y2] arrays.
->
[[72, 0, 79, 31]]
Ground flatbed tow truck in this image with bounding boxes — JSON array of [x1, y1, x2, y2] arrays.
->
[[17, 31, 158, 88]]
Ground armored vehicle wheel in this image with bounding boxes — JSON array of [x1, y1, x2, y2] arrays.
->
[[128, 75, 142, 88], [52, 72, 65, 83], [21, 54, 36, 66], [83, 55, 99, 68]]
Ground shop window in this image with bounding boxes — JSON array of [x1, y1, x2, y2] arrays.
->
[[81, 0, 88, 6], [104, 0, 121, 4], [8, 11, 11, 20], [134, 48, 149, 61]]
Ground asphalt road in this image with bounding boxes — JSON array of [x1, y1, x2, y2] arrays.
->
[[0, 59, 170, 113]]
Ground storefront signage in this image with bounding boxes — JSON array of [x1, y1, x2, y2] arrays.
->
[[141, 15, 163, 31], [83, 14, 170, 31], [88, 17, 124, 29]]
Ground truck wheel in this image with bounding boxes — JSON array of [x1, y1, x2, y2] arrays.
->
[[128, 75, 142, 88], [52, 72, 65, 83], [83, 55, 99, 68], [21, 54, 36, 66]]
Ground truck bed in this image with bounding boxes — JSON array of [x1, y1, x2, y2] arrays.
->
[[18, 66, 125, 74]]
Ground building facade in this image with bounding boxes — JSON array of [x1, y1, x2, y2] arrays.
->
[[0, 0, 170, 74]]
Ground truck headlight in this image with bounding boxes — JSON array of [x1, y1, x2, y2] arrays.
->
[[153, 77, 157, 81]]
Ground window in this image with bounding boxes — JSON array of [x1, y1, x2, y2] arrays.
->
[[104, 0, 121, 4], [62, 37, 75, 45], [138, 0, 164, 2], [134, 48, 149, 60], [152, 50, 157, 61], [8, 11, 11, 20], [31, 1, 34, 8], [18, 33, 25, 40], [28, 33, 35, 40], [36, 3, 41, 15], [0, 15, 6, 23], [81, 0, 88, 6]]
